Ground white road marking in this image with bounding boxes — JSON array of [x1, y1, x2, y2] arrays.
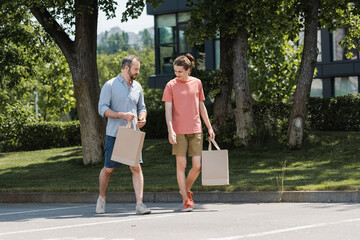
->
[[0, 205, 93, 216], [0, 214, 175, 236], [210, 217, 360, 240]]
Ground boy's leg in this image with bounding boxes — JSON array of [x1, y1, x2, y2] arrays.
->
[[186, 133, 203, 191], [186, 155, 201, 192], [176, 155, 188, 202]]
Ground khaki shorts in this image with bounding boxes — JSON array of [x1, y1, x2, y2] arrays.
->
[[172, 133, 203, 157]]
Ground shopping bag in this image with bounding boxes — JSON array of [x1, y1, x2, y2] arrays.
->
[[201, 139, 229, 186], [111, 119, 146, 167]]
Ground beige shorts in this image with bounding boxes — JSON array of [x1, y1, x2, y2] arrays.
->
[[172, 133, 203, 157]]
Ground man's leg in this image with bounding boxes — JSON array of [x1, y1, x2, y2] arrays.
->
[[185, 155, 201, 192], [98, 167, 115, 200], [130, 164, 151, 214], [130, 164, 144, 205], [176, 155, 188, 202]]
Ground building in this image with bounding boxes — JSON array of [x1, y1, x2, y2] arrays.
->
[[147, 0, 360, 98]]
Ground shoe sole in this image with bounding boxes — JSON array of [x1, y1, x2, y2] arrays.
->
[[181, 208, 193, 212], [136, 211, 151, 215]]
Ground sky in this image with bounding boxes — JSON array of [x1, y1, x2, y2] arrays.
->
[[97, 2, 154, 34]]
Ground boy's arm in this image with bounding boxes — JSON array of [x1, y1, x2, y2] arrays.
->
[[199, 101, 215, 140], [165, 102, 177, 144]]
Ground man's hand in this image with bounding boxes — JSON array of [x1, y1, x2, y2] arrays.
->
[[137, 116, 146, 128], [123, 112, 136, 122]]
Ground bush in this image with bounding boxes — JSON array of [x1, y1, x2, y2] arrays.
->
[[2, 121, 81, 152], [0, 102, 38, 152], [142, 108, 167, 139], [213, 94, 360, 148], [2, 95, 359, 152], [19, 121, 81, 151], [307, 95, 360, 131]]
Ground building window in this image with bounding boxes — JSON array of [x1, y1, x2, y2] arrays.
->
[[215, 39, 220, 69], [157, 14, 177, 74], [156, 12, 192, 75], [334, 76, 359, 96], [333, 28, 358, 61], [298, 30, 322, 62], [310, 78, 323, 98]]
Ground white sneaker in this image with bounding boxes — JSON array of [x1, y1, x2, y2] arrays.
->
[[96, 197, 106, 214], [136, 203, 151, 215]]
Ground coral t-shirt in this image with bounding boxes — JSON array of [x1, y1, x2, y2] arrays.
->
[[162, 77, 205, 134]]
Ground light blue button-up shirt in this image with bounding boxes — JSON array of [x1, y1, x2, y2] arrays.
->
[[98, 74, 146, 137]]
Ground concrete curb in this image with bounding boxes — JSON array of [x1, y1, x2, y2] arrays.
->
[[0, 191, 359, 203]]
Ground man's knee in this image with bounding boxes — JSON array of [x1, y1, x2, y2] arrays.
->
[[130, 165, 142, 174], [102, 167, 115, 176]]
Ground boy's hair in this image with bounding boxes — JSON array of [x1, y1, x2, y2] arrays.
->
[[173, 53, 195, 71]]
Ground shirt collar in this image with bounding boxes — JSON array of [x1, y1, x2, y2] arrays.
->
[[117, 74, 134, 89]]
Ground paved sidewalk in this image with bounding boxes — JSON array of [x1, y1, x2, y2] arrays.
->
[[1, 191, 359, 203]]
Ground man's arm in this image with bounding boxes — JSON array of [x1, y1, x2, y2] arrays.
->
[[104, 109, 135, 122], [137, 111, 147, 128]]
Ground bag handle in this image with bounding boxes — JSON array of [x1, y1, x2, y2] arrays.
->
[[126, 117, 138, 130], [208, 138, 221, 151]]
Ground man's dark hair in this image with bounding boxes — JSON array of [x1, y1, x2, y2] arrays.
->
[[122, 55, 140, 69]]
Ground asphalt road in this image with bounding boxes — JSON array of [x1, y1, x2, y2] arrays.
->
[[0, 202, 360, 240]]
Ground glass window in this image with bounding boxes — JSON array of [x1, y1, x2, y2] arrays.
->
[[178, 23, 191, 53], [333, 28, 358, 61], [317, 30, 322, 62], [215, 39, 220, 69], [160, 45, 176, 74], [178, 12, 190, 22], [333, 28, 345, 61], [298, 30, 322, 62], [310, 78, 323, 98], [155, 11, 201, 74], [157, 14, 176, 44], [334, 76, 359, 96]]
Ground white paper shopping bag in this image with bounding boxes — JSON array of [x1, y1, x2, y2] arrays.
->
[[111, 119, 145, 166], [201, 139, 229, 186]]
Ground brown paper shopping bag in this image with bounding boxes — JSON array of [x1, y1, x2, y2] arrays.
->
[[111, 119, 145, 167], [201, 139, 229, 186]]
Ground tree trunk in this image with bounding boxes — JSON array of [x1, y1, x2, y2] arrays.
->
[[31, 0, 106, 165], [287, 0, 319, 149], [212, 36, 234, 132], [232, 28, 255, 146]]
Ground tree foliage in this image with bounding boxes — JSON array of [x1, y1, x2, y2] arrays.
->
[[97, 31, 131, 54]]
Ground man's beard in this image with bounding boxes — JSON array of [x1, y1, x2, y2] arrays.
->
[[128, 70, 137, 80]]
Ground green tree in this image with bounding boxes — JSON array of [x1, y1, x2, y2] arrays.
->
[[0, 4, 75, 122], [2, 0, 160, 165], [140, 29, 154, 48], [97, 31, 131, 54], [186, 0, 295, 146], [287, 0, 354, 149]]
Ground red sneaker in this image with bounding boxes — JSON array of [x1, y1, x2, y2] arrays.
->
[[187, 191, 195, 207], [182, 199, 194, 212]]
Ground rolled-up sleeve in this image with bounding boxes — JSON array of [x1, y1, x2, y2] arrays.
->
[[98, 83, 111, 117], [137, 87, 146, 115]]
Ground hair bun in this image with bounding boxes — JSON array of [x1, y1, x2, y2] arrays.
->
[[185, 53, 195, 68]]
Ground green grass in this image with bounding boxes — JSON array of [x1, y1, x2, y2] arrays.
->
[[0, 131, 359, 192]]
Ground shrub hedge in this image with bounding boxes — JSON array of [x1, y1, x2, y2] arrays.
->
[[18, 121, 81, 151], [1, 95, 359, 152]]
